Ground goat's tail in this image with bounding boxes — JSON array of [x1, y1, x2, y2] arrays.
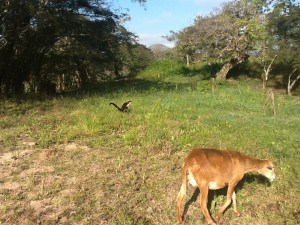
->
[[176, 163, 188, 224]]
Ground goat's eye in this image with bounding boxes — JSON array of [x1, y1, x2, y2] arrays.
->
[[267, 166, 273, 170]]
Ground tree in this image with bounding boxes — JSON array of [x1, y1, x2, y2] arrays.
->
[[173, 0, 267, 80], [287, 69, 300, 95], [255, 19, 278, 90], [0, 0, 148, 97], [168, 28, 198, 67], [269, 0, 300, 94]]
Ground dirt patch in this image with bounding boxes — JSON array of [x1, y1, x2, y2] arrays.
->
[[0, 182, 21, 191], [63, 142, 90, 151], [0, 141, 110, 223], [0, 141, 298, 225], [0, 149, 32, 163]]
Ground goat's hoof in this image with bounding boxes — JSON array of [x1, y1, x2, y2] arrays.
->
[[234, 210, 241, 217], [208, 218, 217, 225], [177, 217, 183, 224]]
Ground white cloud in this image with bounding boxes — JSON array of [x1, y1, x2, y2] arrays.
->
[[138, 34, 175, 48]]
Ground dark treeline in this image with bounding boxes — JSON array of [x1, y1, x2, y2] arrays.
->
[[0, 0, 154, 97], [1, 0, 299, 98]]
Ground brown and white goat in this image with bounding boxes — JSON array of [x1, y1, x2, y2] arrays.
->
[[176, 148, 275, 225]]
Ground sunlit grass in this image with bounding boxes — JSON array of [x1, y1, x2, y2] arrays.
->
[[0, 69, 299, 224]]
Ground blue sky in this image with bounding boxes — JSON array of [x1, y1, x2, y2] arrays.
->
[[114, 0, 229, 47]]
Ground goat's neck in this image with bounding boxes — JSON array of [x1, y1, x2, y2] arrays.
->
[[244, 156, 265, 173]]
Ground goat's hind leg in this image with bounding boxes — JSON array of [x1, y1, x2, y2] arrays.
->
[[176, 184, 186, 223], [199, 185, 216, 225]]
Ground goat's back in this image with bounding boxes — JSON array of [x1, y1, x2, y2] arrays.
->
[[184, 149, 248, 183]]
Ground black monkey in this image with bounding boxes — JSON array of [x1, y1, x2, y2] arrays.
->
[[109, 101, 132, 112]]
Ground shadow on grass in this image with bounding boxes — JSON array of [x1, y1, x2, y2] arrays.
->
[[180, 63, 222, 80], [61, 78, 198, 98], [0, 77, 210, 115], [1, 79, 184, 102], [181, 173, 271, 223]]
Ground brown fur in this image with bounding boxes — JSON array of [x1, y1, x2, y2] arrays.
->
[[176, 148, 275, 225]]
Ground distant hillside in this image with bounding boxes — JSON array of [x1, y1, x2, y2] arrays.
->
[[149, 44, 170, 52], [149, 44, 172, 58]]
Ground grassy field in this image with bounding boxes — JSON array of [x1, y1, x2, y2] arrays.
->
[[0, 62, 300, 224]]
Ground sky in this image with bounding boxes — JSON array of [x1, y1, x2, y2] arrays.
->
[[113, 0, 229, 47]]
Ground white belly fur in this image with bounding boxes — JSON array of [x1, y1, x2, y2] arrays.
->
[[208, 181, 220, 190], [187, 170, 221, 190]]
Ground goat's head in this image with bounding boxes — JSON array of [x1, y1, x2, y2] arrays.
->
[[259, 160, 276, 182]]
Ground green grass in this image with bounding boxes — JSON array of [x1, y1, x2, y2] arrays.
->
[[0, 64, 299, 224]]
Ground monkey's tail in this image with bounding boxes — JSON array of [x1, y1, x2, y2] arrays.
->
[[109, 102, 122, 112]]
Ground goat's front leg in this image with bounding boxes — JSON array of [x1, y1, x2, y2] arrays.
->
[[232, 191, 240, 216], [215, 183, 237, 221], [199, 185, 216, 225]]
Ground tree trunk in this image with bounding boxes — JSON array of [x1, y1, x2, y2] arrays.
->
[[186, 54, 190, 67], [262, 76, 267, 90], [12, 74, 25, 97], [287, 69, 300, 95], [0, 43, 15, 97], [215, 59, 236, 80], [261, 55, 277, 90], [215, 55, 248, 80], [114, 62, 121, 79]]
